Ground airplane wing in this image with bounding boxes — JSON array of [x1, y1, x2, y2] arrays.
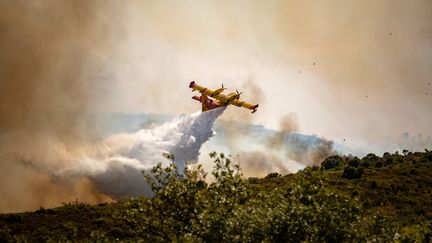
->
[[230, 99, 259, 113], [189, 81, 225, 97]]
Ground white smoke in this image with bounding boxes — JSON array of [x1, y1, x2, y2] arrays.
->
[[57, 107, 225, 198]]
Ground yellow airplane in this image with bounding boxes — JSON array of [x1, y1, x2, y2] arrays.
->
[[189, 81, 259, 113]]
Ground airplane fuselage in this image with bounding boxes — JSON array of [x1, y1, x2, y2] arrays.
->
[[189, 81, 258, 113]]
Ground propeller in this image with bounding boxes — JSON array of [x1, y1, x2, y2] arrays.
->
[[236, 89, 243, 95], [222, 84, 226, 90]]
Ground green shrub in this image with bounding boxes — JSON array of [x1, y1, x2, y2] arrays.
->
[[342, 166, 363, 179], [349, 157, 360, 167], [361, 161, 371, 168], [3, 150, 431, 242], [142, 152, 369, 242], [396, 222, 432, 242], [321, 155, 344, 170], [375, 161, 383, 168], [264, 172, 281, 179]]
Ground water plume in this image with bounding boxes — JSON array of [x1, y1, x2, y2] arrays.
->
[[60, 108, 226, 198]]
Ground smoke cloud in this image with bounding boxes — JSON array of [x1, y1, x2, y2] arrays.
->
[[238, 152, 290, 177], [0, 0, 122, 139], [0, 107, 224, 212], [209, 112, 334, 177], [273, 0, 432, 142], [0, 0, 123, 213], [268, 113, 334, 166]]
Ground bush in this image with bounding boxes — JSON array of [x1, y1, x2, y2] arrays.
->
[[0, 226, 13, 242], [396, 222, 432, 242], [321, 155, 344, 170], [409, 169, 419, 176], [375, 161, 383, 168], [142, 152, 368, 242], [342, 166, 363, 179], [371, 180, 378, 189], [349, 157, 360, 167], [265, 172, 281, 179], [365, 153, 378, 161], [385, 157, 394, 165], [343, 167, 356, 179], [6, 150, 429, 241], [361, 161, 371, 168]]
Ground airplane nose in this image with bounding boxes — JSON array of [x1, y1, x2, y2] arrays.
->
[[189, 81, 196, 88]]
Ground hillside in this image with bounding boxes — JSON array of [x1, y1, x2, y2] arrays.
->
[[1, 151, 431, 242]]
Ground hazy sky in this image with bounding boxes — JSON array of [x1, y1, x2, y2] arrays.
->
[[1, 0, 431, 144], [102, 0, 432, 145]]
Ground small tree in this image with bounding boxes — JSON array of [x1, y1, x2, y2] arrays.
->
[[140, 152, 385, 242], [321, 155, 344, 170], [349, 157, 360, 167], [143, 160, 208, 241], [342, 166, 363, 179]]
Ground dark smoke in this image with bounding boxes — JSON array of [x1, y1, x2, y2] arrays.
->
[[283, 134, 334, 167], [238, 152, 289, 177], [0, 0, 123, 213], [215, 113, 335, 176], [267, 112, 334, 167], [0, 0, 121, 139]]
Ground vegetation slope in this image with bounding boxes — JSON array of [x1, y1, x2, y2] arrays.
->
[[1, 150, 431, 242]]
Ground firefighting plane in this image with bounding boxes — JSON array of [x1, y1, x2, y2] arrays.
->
[[189, 81, 259, 113]]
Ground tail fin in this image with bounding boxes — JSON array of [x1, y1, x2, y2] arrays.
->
[[201, 93, 209, 112], [189, 81, 196, 92], [251, 104, 259, 113]]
